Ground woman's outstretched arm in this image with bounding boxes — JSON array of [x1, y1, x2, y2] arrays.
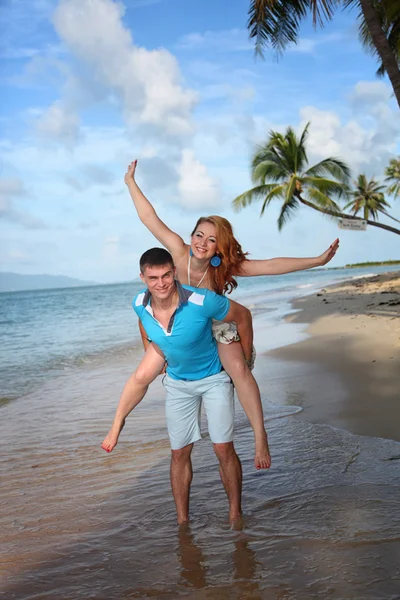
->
[[237, 238, 339, 277], [125, 160, 187, 257]]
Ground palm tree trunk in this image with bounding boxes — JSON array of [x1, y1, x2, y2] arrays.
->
[[358, 0, 400, 109], [299, 196, 400, 235]]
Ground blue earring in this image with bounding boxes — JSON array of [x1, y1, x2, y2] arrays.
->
[[189, 248, 193, 257], [210, 254, 221, 267]]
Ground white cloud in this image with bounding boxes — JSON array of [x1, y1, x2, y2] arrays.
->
[[177, 29, 252, 52], [0, 178, 44, 228], [36, 102, 80, 146], [288, 32, 345, 55], [177, 149, 221, 209], [47, 0, 198, 138], [299, 82, 400, 177]]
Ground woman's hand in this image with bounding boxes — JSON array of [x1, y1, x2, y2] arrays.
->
[[124, 160, 138, 186], [318, 238, 339, 266]]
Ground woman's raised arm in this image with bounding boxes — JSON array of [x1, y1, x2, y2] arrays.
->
[[125, 160, 186, 257], [237, 239, 339, 277]]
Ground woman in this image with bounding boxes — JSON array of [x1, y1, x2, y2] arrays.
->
[[102, 160, 339, 468]]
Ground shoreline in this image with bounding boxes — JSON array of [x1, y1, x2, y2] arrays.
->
[[266, 271, 400, 442]]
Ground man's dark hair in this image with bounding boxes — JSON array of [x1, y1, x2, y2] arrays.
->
[[140, 247, 174, 274]]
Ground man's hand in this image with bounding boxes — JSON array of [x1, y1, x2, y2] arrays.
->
[[124, 160, 138, 186], [317, 238, 339, 267]]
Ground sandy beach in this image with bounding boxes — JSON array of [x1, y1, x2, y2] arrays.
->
[[270, 271, 400, 441], [2, 270, 400, 599]]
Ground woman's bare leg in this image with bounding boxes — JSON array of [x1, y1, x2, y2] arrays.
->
[[101, 344, 165, 452], [218, 341, 271, 470]]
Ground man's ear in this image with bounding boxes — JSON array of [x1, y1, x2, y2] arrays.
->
[[140, 272, 145, 283]]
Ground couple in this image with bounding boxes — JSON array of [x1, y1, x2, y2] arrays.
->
[[102, 160, 339, 524]]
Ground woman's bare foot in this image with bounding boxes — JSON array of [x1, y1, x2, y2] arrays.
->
[[255, 433, 271, 470], [101, 419, 125, 453]]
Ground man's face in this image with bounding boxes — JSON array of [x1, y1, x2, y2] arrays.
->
[[140, 263, 176, 301]]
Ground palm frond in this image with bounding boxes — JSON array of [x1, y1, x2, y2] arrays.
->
[[260, 183, 287, 215], [232, 183, 279, 212], [385, 157, 400, 198], [302, 175, 349, 199], [381, 210, 400, 223], [306, 157, 351, 183], [277, 196, 299, 230], [252, 159, 289, 183], [247, 1, 339, 56], [306, 187, 342, 212]]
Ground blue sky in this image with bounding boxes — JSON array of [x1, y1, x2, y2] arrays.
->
[[1, 0, 399, 283]]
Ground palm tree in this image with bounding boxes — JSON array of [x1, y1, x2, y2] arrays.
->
[[247, 0, 400, 109], [359, 0, 400, 78], [385, 157, 400, 198], [232, 123, 400, 235], [344, 174, 400, 223]]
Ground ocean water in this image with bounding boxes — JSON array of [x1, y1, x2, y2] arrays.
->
[[1, 264, 399, 404], [1, 265, 400, 599]]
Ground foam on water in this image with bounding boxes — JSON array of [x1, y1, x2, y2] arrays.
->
[[1, 357, 399, 599], [1, 264, 400, 598]]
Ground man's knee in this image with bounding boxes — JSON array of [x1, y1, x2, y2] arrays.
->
[[171, 444, 193, 464], [213, 441, 236, 463]]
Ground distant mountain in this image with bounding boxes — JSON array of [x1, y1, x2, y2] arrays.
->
[[0, 272, 97, 292]]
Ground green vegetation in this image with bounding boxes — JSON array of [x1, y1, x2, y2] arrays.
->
[[247, 1, 400, 109], [343, 174, 400, 224], [344, 260, 400, 268], [386, 158, 400, 198], [232, 125, 400, 236]]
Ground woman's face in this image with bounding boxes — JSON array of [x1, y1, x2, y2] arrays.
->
[[191, 221, 218, 260]]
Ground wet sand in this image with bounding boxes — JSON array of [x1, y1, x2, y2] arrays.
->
[[270, 271, 400, 441], [1, 273, 400, 599]]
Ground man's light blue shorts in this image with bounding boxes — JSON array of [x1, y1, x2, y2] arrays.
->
[[162, 371, 234, 450]]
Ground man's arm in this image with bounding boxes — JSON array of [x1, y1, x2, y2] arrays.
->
[[222, 299, 253, 363], [237, 239, 339, 276]]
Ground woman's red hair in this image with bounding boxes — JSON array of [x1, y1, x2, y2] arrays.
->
[[191, 216, 248, 295]]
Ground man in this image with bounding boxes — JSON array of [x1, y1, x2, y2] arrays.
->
[[104, 247, 269, 524]]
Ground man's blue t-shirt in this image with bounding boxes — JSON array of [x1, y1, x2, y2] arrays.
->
[[133, 281, 230, 381]]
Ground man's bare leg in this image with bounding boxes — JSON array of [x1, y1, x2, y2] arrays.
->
[[213, 442, 242, 524], [170, 444, 194, 525]]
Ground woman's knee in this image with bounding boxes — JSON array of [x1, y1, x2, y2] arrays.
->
[[226, 356, 250, 379], [134, 363, 155, 386]]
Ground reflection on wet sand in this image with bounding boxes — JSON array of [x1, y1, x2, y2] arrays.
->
[[2, 351, 400, 599], [177, 524, 207, 589], [177, 522, 263, 599]]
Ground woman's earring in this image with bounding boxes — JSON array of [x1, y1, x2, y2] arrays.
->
[[189, 248, 193, 257], [210, 254, 221, 267]]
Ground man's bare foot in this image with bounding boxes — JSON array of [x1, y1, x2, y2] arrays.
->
[[254, 434, 271, 470], [229, 512, 243, 530], [101, 419, 125, 453]]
